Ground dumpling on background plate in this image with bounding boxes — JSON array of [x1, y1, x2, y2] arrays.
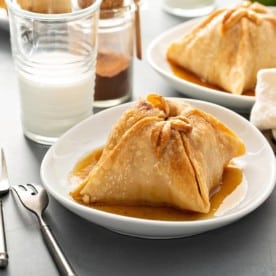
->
[[167, 1, 276, 95], [71, 94, 246, 214]]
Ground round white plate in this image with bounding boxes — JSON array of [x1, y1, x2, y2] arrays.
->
[[147, 18, 255, 112], [40, 99, 276, 239]]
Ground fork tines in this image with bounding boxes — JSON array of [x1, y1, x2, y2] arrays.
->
[[13, 183, 43, 194]]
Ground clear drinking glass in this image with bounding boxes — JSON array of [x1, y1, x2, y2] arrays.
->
[[93, 2, 135, 108], [162, 0, 216, 18], [5, 0, 101, 145]]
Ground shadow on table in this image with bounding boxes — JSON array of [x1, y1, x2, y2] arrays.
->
[[45, 191, 276, 276]]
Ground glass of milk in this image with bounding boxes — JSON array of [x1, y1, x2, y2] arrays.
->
[[5, 0, 101, 145], [162, 0, 216, 17]]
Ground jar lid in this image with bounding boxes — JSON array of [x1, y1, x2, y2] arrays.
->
[[101, 0, 124, 9], [100, 0, 136, 19]]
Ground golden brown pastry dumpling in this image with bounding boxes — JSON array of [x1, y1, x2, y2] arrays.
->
[[71, 94, 246, 213], [167, 1, 276, 95]]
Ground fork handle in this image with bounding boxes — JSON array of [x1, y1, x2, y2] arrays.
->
[[40, 224, 76, 276], [0, 200, 8, 268]]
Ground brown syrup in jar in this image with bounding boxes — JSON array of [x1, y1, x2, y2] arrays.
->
[[168, 60, 255, 97], [94, 52, 132, 101], [69, 147, 244, 221]]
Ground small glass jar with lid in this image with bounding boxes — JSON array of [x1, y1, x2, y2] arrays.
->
[[93, 0, 137, 108]]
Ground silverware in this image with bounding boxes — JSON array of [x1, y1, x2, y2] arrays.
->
[[0, 148, 9, 268], [13, 183, 76, 276]]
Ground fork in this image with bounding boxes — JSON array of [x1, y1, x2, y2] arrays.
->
[[13, 183, 76, 276], [0, 148, 9, 268]]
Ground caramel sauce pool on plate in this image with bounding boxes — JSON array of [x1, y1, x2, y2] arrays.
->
[[168, 61, 255, 97], [69, 148, 245, 221]]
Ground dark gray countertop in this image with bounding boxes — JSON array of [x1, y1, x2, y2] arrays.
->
[[1, 1, 276, 275]]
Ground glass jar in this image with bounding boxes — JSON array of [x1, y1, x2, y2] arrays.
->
[[93, 2, 136, 108], [6, 0, 101, 145]]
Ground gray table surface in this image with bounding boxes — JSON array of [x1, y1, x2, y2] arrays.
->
[[1, 1, 276, 275]]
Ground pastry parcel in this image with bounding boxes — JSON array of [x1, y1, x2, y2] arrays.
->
[[167, 1, 276, 94], [71, 94, 245, 213]]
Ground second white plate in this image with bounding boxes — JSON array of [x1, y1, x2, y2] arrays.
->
[[147, 18, 255, 112]]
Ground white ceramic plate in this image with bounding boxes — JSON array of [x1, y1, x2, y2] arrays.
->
[[147, 18, 255, 112], [40, 99, 276, 239]]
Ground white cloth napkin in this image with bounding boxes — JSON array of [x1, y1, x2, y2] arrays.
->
[[250, 68, 276, 140]]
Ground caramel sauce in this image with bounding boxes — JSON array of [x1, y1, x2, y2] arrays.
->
[[95, 52, 132, 101], [69, 148, 245, 221], [168, 61, 255, 97]]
